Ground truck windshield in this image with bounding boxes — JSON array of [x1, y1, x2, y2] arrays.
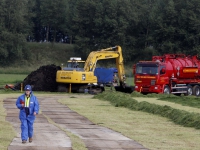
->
[[136, 64, 158, 75]]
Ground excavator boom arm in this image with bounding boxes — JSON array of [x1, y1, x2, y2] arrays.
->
[[83, 46, 126, 85]]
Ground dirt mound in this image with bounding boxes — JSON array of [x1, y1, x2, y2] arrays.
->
[[14, 64, 61, 92]]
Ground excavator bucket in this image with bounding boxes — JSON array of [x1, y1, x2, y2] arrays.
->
[[115, 85, 134, 93], [4, 84, 16, 91]]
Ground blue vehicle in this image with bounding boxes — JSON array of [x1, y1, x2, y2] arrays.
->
[[94, 67, 118, 86]]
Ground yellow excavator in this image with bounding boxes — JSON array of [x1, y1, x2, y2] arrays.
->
[[56, 46, 134, 94]]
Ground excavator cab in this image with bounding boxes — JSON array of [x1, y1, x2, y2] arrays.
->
[[62, 57, 85, 71]]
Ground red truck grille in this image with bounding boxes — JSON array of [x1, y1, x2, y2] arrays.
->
[[142, 87, 150, 92], [139, 84, 150, 92]]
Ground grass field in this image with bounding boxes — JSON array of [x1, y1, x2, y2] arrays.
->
[[1, 91, 200, 149], [2, 74, 200, 149], [0, 74, 27, 88], [59, 94, 200, 150]]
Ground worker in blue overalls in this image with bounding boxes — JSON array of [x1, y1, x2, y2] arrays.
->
[[16, 85, 39, 143]]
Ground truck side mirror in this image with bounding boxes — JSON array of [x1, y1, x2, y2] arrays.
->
[[161, 68, 166, 74]]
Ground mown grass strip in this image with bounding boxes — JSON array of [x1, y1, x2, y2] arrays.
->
[[131, 91, 200, 109], [94, 91, 200, 129], [131, 91, 178, 98], [158, 96, 200, 108]]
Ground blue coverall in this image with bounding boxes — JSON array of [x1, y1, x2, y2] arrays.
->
[[16, 92, 39, 141]]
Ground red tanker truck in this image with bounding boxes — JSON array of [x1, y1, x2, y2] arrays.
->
[[133, 54, 200, 96]]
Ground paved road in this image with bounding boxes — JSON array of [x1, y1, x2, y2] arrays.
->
[[4, 96, 148, 150]]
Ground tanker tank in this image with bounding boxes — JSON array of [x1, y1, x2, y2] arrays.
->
[[156, 54, 199, 79]]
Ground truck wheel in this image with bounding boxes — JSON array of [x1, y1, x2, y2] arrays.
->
[[185, 85, 193, 96], [192, 85, 200, 96], [163, 85, 170, 94]]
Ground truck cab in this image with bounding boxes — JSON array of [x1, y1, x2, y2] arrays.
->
[[134, 61, 169, 94]]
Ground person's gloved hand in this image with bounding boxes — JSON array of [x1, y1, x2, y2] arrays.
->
[[20, 100, 25, 107]]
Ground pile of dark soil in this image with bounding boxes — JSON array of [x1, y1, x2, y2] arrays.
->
[[14, 64, 61, 92]]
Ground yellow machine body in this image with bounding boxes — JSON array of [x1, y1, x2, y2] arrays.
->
[[56, 46, 133, 93]]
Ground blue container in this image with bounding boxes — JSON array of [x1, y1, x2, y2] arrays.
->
[[94, 67, 118, 84]]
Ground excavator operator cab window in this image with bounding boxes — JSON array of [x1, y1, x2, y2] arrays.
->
[[74, 62, 79, 68], [67, 61, 79, 68], [67, 62, 72, 68]]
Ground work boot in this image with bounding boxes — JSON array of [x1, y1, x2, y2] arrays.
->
[[29, 137, 33, 143], [22, 140, 26, 144]]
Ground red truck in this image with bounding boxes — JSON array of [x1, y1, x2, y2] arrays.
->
[[133, 54, 200, 96]]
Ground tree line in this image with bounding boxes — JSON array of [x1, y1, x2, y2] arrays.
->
[[1, 0, 200, 66]]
